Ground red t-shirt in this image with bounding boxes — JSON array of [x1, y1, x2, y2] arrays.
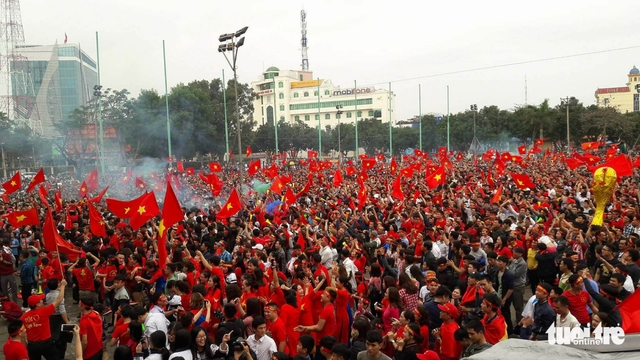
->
[[562, 289, 591, 324], [436, 320, 461, 359], [79, 311, 103, 359], [73, 267, 95, 291], [268, 317, 289, 353], [4, 339, 28, 360], [317, 304, 336, 345], [22, 304, 55, 341], [111, 321, 131, 346]]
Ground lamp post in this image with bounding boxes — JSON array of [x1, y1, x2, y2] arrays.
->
[[219, 26, 248, 189], [222, 69, 230, 162], [446, 86, 450, 152], [336, 105, 343, 161], [561, 97, 571, 152], [93, 84, 105, 173], [418, 84, 422, 151], [273, 77, 279, 153]]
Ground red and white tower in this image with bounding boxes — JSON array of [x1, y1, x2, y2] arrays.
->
[[0, 0, 42, 134]]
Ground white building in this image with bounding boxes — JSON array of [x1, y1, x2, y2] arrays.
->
[[251, 67, 395, 129]]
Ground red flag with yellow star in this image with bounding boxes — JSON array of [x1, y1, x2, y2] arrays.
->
[[390, 157, 398, 174], [270, 176, 285, 194], [38, 185, 50, 208], [2, 172, 21, 195], [43, 208, 84, 262], [78, 181, 88, 198], [248, 159, 261, 176], [5, 207, 39, 227], [88, 202, 107, 238], [391, 176, 404, 201], [105, 192, 148, 219], [282, 186, 297, 206], [158, 182, 183, 268], [216, 188, 242, 220], [332, 169, 343, 188], [426, 165, 445, 189], [246, 146, 252, 158], [85, 169, 99, 192], [89, 186, 109, 203], [129, 191, 160, 230], [120, 169, 132, 185], [510, 173, 536, 189], [209, 162, 222, 173], [26, 168, 45, 193], [54, 188, 63, 212], [135, 176, 147, 190]]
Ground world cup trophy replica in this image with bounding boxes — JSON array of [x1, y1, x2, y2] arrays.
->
[[591, 167, 617, 226]]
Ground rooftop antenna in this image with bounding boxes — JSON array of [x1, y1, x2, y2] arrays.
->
[[300, 9, 309, 70]]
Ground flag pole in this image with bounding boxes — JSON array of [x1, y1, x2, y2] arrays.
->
[[273, 77, 279, 153], [317, 78, 321, 158], [446, 85, 450, 152], [163, 40, 172, 160], [95, 32, 105, 174], [419, 84, 422, 151], [388, 82, 392, 157], [354, 80, 358, 161]]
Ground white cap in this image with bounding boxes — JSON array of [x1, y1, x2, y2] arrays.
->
[[252, 244, 264, 251]]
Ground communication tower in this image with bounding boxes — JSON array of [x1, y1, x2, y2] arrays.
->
[[300, 9, 309, 71], [0, 0, 42, 134]]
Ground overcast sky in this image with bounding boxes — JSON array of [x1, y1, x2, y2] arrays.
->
[[20, 0, 640, 121]]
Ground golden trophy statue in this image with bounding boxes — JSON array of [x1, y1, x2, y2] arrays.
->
[[591, 167, 617, 226]]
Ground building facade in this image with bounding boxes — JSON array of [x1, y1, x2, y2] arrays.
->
[[251, 67, 395, 129], [594, 66, 640, 113], [15, 43, 98, 138]]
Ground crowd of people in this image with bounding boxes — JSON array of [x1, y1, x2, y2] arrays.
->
[[1, 147, 640, 360]]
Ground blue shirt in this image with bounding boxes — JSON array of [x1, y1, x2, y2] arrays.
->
[[20, 260, 37, 284], [9, 238, 19, 256]]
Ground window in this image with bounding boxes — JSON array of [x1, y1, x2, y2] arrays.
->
[[280, 116, 285, 122], [336, 113, 341, 119], [346, 112, 352, 118], [294, 93, 299, 98], [324, 90, 330, 95], [266, 106, 274, 125], [278, 81, 284, 88], [305, 115, 310, 121], [314, 91, 318, 96], [279, 105, 285, 111], [357, 111, 362, 117], [304, 92, 309, 97], [295, 115, 300, 121], [634, 93, 639, 112], [299, 75, 303, 81], [279, 93, 284, 99], [288, 98, 374, 111], [368, 110, 374, 116], [325, 114, 330, 120], [315, 114, 320, 120]]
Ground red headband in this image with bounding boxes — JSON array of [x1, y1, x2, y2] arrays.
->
[[536, 285, 548, 295], [324, 290, 335, 301]]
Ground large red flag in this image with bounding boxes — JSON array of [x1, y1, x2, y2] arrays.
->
[[248, 159, 261, 176], [88, 202, 107, 238], [158, 182, 183, 268], [282, 187, 297, 206], [120, 169, 133, 185], [216, 188, 242, 220], [390, 157, 398, 174], [332, 170, 343, 188], [176, 161, 184, 173], [5, 208, 39, 227], [43, 209, 84, 262], [135, 177, 147, 190], [616, 284, 640, 334], [270, 176, 285, 194], [85, 169, 98, 192], [391, 176, 404, 201], [491, 186, 503, 204], [426, 166, 446, 189], [2, 172, 21, 195], [592, 154, 633, 177], [209, 162, 222, 173], [565, 157, 585, 170], [362, 158, 376, 170], [128, 192, 160, 231], [106, 192, 148, 219], [54, 188, 63, 212], [26, 168, 45, 193], [245, 146, 252, 158], [38, 185, 50, 208], [78, 182, 88, 198], [297, 230, 307, 250], [510, 173, 536, 189], [518, 145, 526, 155]]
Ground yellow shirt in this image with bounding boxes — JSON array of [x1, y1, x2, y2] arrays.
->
[[527, 248, 538, 270]]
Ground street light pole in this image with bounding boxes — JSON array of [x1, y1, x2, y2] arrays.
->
[[219, 26, 248, 189], [354, 80, 358, 160], [95, 31, 105, 174], [388, 82, 392, 157], [222, 69, 230, 162], [418, 84, 422, 151], [446, 86, 450, 151], [336, 105, 343, 163], [163, 40, 172, 160], [317, 78, 321, 158], [562, 97, 571, 152], [273, 77, 279, 153]]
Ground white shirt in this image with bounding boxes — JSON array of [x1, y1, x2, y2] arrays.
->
[[320, 246, 334, 268], [522, 295, 537, 318], [145, 312, 170, 347], [431, 243, 442, 259], [556, 312, 580, 330], [247, 334, 277, 360], [342, 257, 358, 289], [623, 275, 635, 293], [169, 349, 193, 360]]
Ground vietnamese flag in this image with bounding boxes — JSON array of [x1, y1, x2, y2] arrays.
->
[[89, 186, 109, 203], [85, 169, 98, 192], [248, 159, 261, 176], [120, 169, 132, 185], [158, 182, 183, 268], [282, 186, 297, 206], [186, 167, 195, 176], [391, 176, 404, 201], [264, 163, 279, 179], [357, 178, 367, 208], [2, 172, 21, 195], [617, 285, 640, 334], [565, 157, 585, 170], [88, 202, 107, 238], [362, 158, 376, 170], [26, 168, 45, 193], [581, 142, 601, 151], [426, 165, 445, 189], [456, 152, 464, 161], [438, 147, 447, 155], [43, 208, 84, 262], [246, 146, 252, 158], [518, 145, 526, 155], [135, 177, 147, 189], [270, 176, 285, 194], [54, 188, 63, 212], [216, 188, 242, 220], [177, 161, 185, 173], [332, 169, 343, 187], [535, 139, 544, 146], [209, 162, 222, 173], [38, 185, 50, 208], [78, 181, 88, 198], [591, 154, 633, 177], [390, 157, 398, 174], [492, 186, 503, 204], [106, 192, 148, 219], [510, 173, 536, 189], [297, 230, 307, 250], [400, 167, 413, 178], [5, 207, 39, 227], [346, 166, 356, 176], [128, 191, 160, 231]]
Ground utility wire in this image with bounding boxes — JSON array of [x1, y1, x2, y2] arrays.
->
[[362, 45, 640, 87]]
